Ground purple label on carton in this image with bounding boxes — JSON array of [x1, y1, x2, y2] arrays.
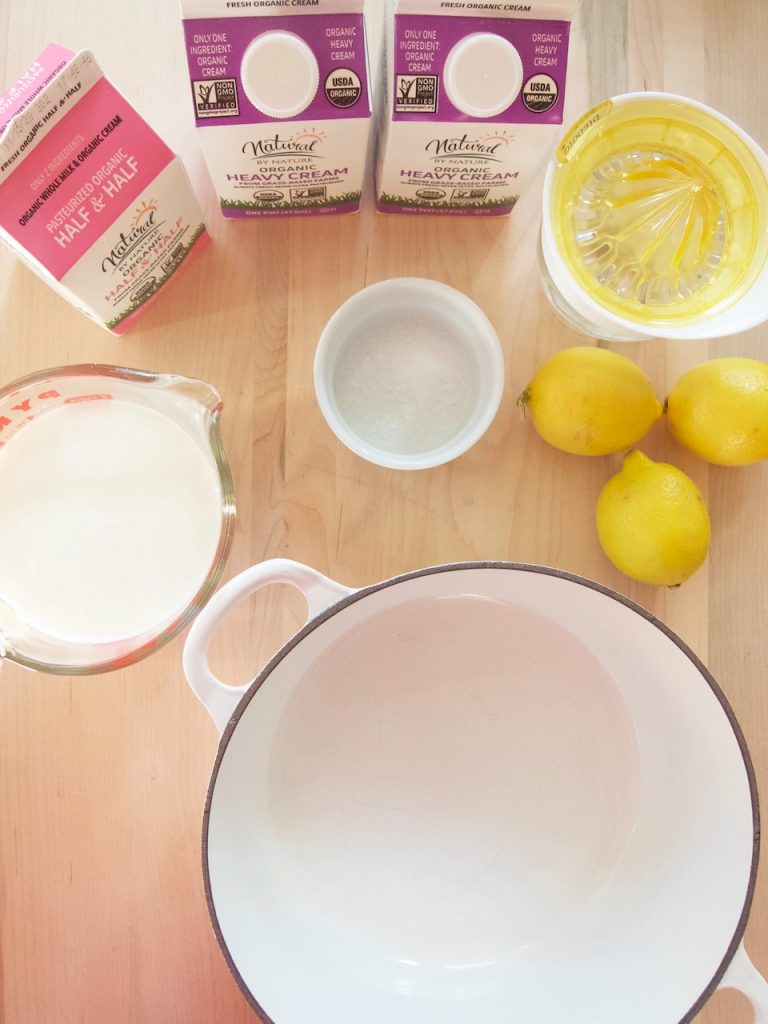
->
[[393, 15, 570, 124], [183, 14, 370, 125]]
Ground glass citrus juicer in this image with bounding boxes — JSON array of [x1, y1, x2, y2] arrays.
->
[[0, 364, 235, 675], [540, 92, 768, 341]]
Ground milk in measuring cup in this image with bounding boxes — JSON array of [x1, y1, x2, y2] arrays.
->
[[0, 399, 223, 645]]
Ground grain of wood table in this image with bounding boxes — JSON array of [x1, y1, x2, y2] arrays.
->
[[1, 2, 767, 1022]]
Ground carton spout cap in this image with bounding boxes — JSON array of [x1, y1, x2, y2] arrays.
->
[[444, 32, 523, 119], [241, 30, 319, 119]]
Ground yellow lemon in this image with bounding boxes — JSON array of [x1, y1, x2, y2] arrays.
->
[[518, 346, 662, 455], [596, 451, 710, 586], [665, 357, 768, 466]]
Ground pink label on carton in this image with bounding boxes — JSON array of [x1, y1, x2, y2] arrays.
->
[[0, 77, 173, 280], [0, 43, 74, 135]]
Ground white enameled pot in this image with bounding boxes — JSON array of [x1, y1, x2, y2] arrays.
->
[[183, 559, 768, 1024]]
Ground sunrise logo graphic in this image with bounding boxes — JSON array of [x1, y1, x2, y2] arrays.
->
[[132, 199, 158, 229]]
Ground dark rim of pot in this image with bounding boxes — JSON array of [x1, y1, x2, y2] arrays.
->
[[199, 560, 761, 1024]]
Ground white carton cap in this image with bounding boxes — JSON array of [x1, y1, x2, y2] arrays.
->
[[444, 33, 523, 118], [240, 31, 319, 119]]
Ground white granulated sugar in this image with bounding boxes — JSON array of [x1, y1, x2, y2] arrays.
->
[[333, 314, 479, 454]]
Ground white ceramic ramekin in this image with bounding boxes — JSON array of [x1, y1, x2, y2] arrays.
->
[[313, 278, 505, 470]]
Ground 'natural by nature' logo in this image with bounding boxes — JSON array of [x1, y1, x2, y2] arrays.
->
[[243, 129, 327, 159], [426, 130, 513, 158], [101, 200, 159, 273]]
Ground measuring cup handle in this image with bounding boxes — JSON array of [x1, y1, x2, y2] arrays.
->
[[182, 558, 354, 735], [718, 942, 768, 1022]]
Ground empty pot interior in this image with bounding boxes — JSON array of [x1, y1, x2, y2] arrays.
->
[[205, 566, 756, 1024]]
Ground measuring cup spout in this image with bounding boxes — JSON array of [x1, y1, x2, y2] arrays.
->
[[158, 373, 225, 414]]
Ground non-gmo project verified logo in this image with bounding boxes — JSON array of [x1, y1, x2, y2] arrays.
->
[[395, 75, 438, 113], [193, 79, 239, 118]]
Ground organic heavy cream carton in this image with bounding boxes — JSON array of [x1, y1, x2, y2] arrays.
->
[[0, 45, 208, 334], [376, 0, 579, 215], [180, 0, 371, 217]]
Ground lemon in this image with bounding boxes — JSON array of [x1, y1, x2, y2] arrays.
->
[[518, 346, 662, 455], [596, 451, 710, 586], [665, 357, 768, 466]]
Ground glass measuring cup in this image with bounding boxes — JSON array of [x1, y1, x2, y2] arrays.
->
[[0, 364, 235, 675]]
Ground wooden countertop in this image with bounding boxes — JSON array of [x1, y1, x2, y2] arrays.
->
[[1, 2, 767, 1022]]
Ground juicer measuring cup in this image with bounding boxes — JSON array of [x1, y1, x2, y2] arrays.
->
[[0, 364, 235, 675], [540, 92, 768, 341]]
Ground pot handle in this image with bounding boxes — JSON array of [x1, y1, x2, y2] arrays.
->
[[182, 558, 354, 735], [718, 942, 768, 1022]]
